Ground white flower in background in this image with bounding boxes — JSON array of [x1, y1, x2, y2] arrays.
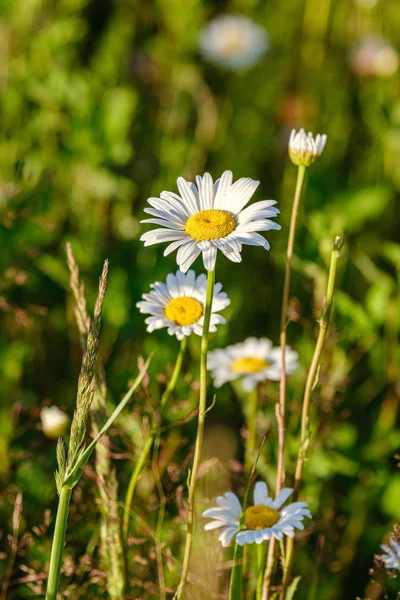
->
[[381, 539, 400, 571], [40, 406, 69, 439], [349, 36, 399, 78], [199, 15, 269, 70], [289, 128, 327, 167], [207, 337, 299, 392], [137, 269, 230, 340], [202, 481, 311, 547], [140, 171, 280, 273]]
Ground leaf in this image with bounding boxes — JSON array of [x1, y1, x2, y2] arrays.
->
[[286, 575, 301, 600]]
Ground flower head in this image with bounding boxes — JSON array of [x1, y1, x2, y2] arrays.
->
[[40, 406, 69, 439], [349, 36, 399, 78], [207, 337, 299, 392], [202, 481, 311, 547], [140, 171, 280, 273], [381, 539, 400, 571], [199, 14, 268, 70], [137, 269, 230, 340], [289, 128, 327, 167]]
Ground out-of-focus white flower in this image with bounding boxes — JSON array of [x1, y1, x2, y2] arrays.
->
[[140, 171, 280, 273], [199, 15, 268, 70], [40, 406, 69, 439], [207, 337, 299, 392], [137, 270, 230, 340], [202, 481, 311, 547], [350, 36, 399, 78], [289, 128, 327, 167], [381, 539, 400, 571]]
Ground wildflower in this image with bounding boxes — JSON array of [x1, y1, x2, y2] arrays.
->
[[349, 36, 399, 77], [288, 128, 327, 167], [381, 539, 400, 571], [202, 481, 311, 547], [40, 406, 69, 439], [137, 269, 230, 340], [207, 337, 299, 392], [199, 14, 268, 70], [140, 171, 280, 273]]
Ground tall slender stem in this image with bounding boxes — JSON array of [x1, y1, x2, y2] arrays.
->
[[262, 165, 306, 600], [256, 544, 265, 600], [174, 269, 215, 600], [245, 387, 259, 476], [123, 338, 187, 540], [45, 487, 72, 600], [280, 238, 342, 599]]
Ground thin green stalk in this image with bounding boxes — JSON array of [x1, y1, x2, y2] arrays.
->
[[123, 337, 187, 540], [45, 487, 72, 600], [245, 387, 259, 476], [257, 544, 265, 600], [280, 237, 343, 600], [262, 165, 306, 600], [174, 268, 215, 600]]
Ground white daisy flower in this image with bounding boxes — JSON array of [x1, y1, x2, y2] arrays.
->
[[136, 269, 230, 340], [199, 14, 269, 70], [288, 128, 327, 167], [381, 539, 400, 571], [202, 481, 311, 547], [40, 406, 69, 439], [207, 337, 299, 392], [140, 171, 280, 273]]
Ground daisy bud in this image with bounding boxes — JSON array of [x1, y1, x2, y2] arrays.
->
[[40, 406, 69, 439], [288, 128, 327, 167]]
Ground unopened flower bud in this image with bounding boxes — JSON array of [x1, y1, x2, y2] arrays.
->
[[288, 128, 327, 167]]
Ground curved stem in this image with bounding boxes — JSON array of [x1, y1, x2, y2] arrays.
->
[[174, 269, 215, 600], [45, 487, 72, 600], [245, 387, 259, 476], [280, 239, 341, 599], [262, 165, 306, 600], [123, 338, 187, 540]]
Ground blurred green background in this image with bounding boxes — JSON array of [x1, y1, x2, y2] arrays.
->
[[1, 0, 400, 598]]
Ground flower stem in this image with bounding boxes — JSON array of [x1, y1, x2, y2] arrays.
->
[[257, 544, 265, 600], [45, 486, 72, 600], [123, 338, 187, 540], [245, 387, 259, 476], [280, 237, 342, 599], [262, 165, 306, 600], [174, 268, 215, 600]]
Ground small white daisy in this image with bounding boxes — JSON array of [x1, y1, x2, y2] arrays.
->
[[40, 406, 69, 439], [202, 481, 311, 547], [381, 539, 400, 571], [199, 14, 269, 70], [207, 337, 299, 392], [288, 128, 327, 167], [136, 269, 230, 340], [140, 170, 280, 273]]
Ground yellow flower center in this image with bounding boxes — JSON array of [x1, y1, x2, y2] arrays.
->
[[185, 209, 236, 241], [244, 505, 280, 530], [231, 357, 270, 374], [222, 35, 246, 57], [164, 296, 203, 326]]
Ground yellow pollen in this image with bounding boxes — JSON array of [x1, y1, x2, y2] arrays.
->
[[164, 296, 203, 326], [231, 357, 269, 374], [185, 209, 236, 241], [244, 505, 280, 530]]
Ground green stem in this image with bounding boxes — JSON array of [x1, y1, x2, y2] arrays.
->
[[45, 487, 72, 600], [245, 387, 259, 476], [257, 544, 265, 600], [262, 165, 306, 600], [229, 542, 244, 600], [174, 269, 215, 600], [280, 237, 342, 600], [123, 339, 187, 540]]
